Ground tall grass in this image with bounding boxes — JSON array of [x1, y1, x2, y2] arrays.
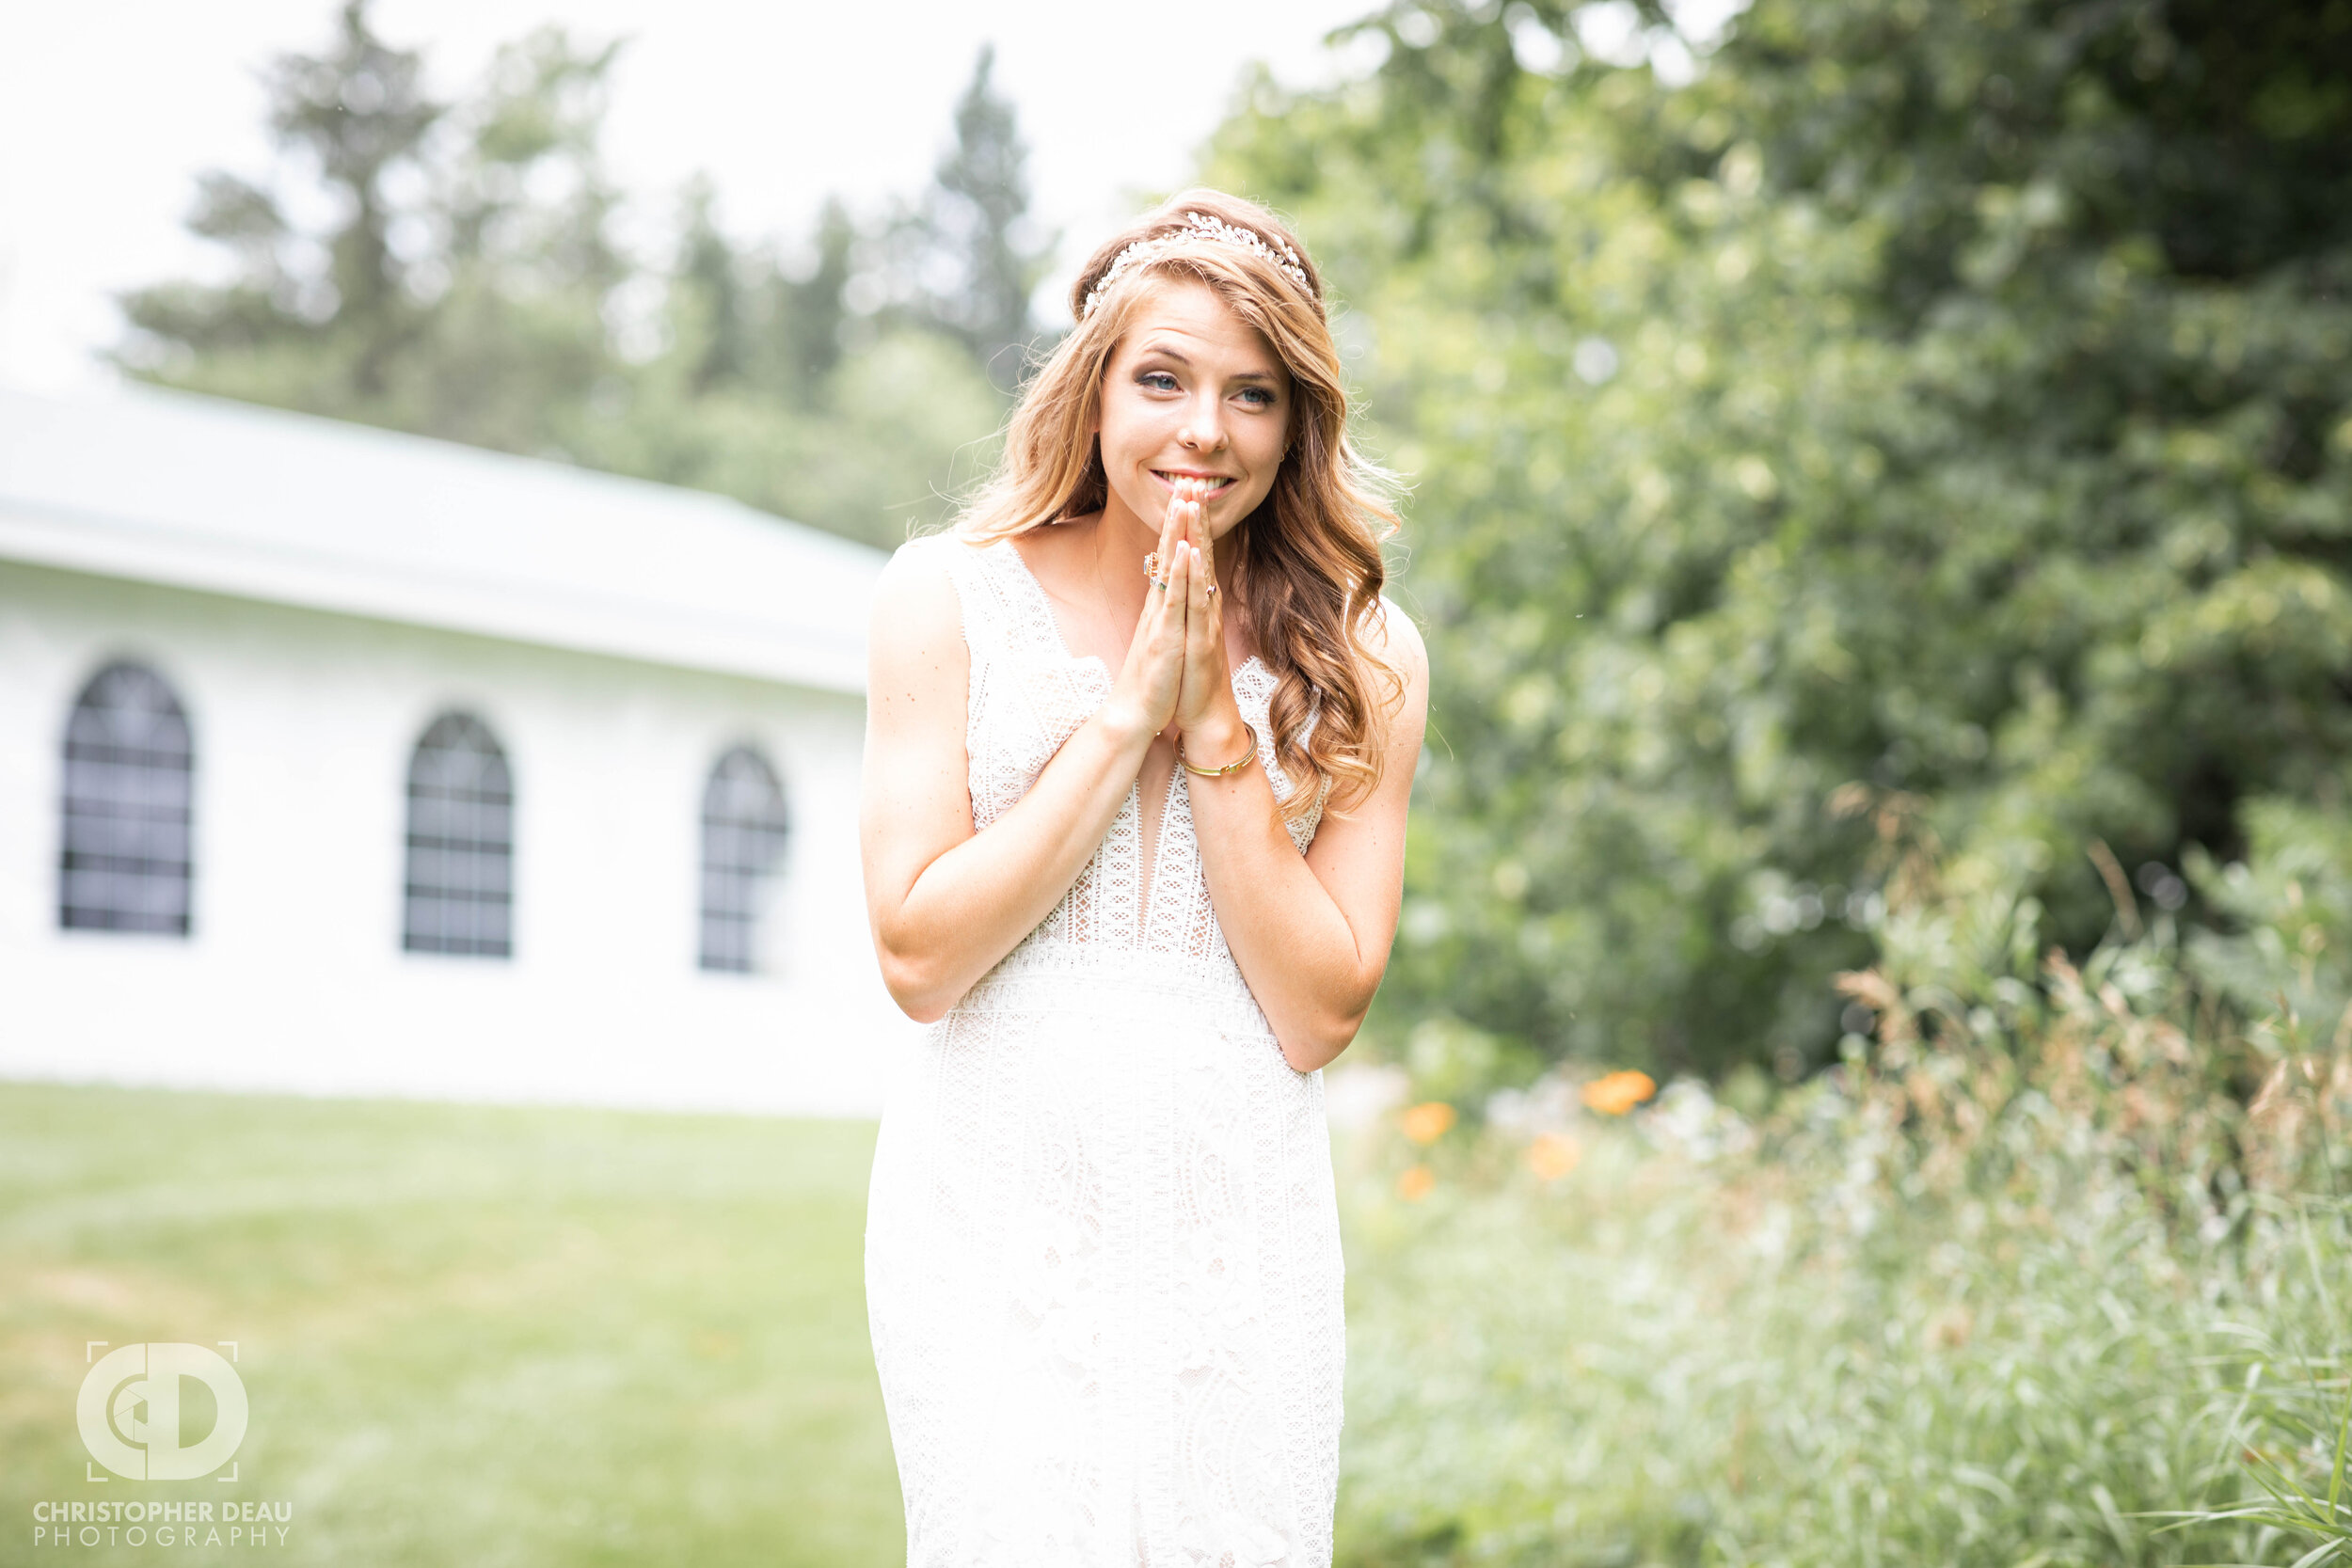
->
[[1335, 799, 2352, 1566], [1337, 1105, 2348, 1565]]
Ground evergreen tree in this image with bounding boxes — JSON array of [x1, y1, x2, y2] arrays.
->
[[675, 178, 746, 391], [771, 198, 856, 398], [265, 0, 442, 383], [114, 2, 1004, 549], [115, 2, 630, 452], [119, 0, 441, 391], [909, 45, 1054, 386]]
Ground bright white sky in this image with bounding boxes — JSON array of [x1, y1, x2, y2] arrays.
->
[[0, 0, 1383, 393]]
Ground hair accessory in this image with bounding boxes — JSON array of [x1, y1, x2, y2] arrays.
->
[[1080, 213, 1311, 321], [1180, 721, 1260, 779]]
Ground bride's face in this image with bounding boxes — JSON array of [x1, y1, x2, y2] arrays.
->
[[1093, 277, 1294, 544]]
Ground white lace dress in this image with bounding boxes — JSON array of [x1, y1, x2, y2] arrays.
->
[[866, 534, 1345, 1568]]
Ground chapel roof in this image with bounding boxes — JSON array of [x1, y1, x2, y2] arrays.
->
[[0, 383, 886, 694]]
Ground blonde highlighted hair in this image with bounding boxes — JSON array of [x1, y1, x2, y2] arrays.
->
[[955, 188, 1403, 816]]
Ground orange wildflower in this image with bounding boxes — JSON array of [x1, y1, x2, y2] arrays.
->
[[1526, 1132, 1582, 1180], [1400, 1101, 1457, 1145], [1396, 1164, 1436, 1201], [1581, 1069, 1658, 1117]]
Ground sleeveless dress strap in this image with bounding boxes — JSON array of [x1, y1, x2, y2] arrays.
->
[[926, 534, 1070, 670], [922, 533, 1116, 836], [924, 534, 1007, 662]]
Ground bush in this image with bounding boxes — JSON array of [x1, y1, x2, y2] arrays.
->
[[1335, 814, 2352, 1564], [1205, 0, 2352, 1078]]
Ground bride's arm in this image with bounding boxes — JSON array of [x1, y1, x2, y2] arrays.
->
[[859, 535, 1191, 1022], [1183, 577, 1430, 1074]]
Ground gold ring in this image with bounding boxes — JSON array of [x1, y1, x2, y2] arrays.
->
[[1152, 578, 1170, 591], [1143, 551, 1159, 579]]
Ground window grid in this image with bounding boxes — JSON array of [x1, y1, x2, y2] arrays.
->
[[59, 663, 195, 935], [404, 713, 513, 958], [700, 747, 790, 974]]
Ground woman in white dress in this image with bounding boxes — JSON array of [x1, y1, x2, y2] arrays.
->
[[859, 188, 1429, 1568]]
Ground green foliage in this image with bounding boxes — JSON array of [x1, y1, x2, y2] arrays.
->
[[897, 44, 1057, 388], [1203, 0, 2352, 1079], [114, 0, 1013, 548], [585, 328, 1006, 550], [2188, 798, 2352, 1057], [1333, 823, 2352, 1565], [1339, 1124, 2352, 1566], [2150, 1216, 2352, 1564], [119, 9, 631, 441]]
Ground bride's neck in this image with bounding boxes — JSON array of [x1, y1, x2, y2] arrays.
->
[[1092, 494, 1159, 562]]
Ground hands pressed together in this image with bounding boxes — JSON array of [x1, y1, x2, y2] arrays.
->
[[863, 462, 1428, 1063], [1109, 478, 1255, 772]]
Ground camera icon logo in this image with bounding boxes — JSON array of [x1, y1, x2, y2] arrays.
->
[[76, 1343, 249, 1481]]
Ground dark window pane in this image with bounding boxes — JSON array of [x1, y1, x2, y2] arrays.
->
[[699, 747, 789, 973], [403, 712, 514, 958], [58, 663, 194, 935]]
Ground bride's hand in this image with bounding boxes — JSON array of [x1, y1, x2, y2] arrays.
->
[[1169, 482, 1248, 759], [1105, 486, 1193, 744]]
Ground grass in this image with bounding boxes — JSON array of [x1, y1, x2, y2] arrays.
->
[[6, 1055, 2344, 1568], [1327, 1060, 2352, 1568], [0, 1082, 903, 1566]]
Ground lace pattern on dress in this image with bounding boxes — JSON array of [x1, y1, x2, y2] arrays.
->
[[937, 532, 1327, 970]]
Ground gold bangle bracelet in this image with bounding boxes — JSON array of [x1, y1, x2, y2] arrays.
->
[[1179, 721, 1259, 778]]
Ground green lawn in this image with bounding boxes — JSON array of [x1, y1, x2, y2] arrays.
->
[[0, 1082, 903, 1566], [17, 1075, 2326, 1567]]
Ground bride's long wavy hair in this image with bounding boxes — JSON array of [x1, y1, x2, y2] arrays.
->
[[955, 189, 1403, 817]]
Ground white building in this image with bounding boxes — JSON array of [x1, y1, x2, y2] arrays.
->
[[0, 384, 912, 1116]]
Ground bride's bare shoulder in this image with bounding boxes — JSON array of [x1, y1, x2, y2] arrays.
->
[[1366, 593, 1429, 686], [869, 534, 970, 675]]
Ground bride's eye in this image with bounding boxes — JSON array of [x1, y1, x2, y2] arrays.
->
[[1139, 371, 1180, 392]]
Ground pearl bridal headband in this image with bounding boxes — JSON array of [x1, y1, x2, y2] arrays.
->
[[1078, 212, 1314, 320]]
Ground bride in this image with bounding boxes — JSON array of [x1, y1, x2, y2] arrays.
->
[[859, 188, 1428, 1567]]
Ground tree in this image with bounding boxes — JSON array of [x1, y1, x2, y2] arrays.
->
[[769, 198, 856, 399], [674, 178, 747, 392], [119, 0, 442, 392], [117, 3, 629, 453], [899, 45, 1055, 387], [115, 0, 1005, 549], [264, 0, 443, 385], [1203, 0, 2352, 1081]]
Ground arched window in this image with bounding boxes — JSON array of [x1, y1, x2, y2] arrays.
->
[[59, 662, 195, 934], [404, 713, 513, 958], [700, 746, 791, 973]]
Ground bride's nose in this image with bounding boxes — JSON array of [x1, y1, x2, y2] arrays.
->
[[1176, 394, 1228, 453]]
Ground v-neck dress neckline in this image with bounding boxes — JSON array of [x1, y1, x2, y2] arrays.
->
[[993, 536, 1272, 931]]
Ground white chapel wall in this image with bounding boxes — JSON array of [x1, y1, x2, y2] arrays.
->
[[0, 561, 914, 1116]]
